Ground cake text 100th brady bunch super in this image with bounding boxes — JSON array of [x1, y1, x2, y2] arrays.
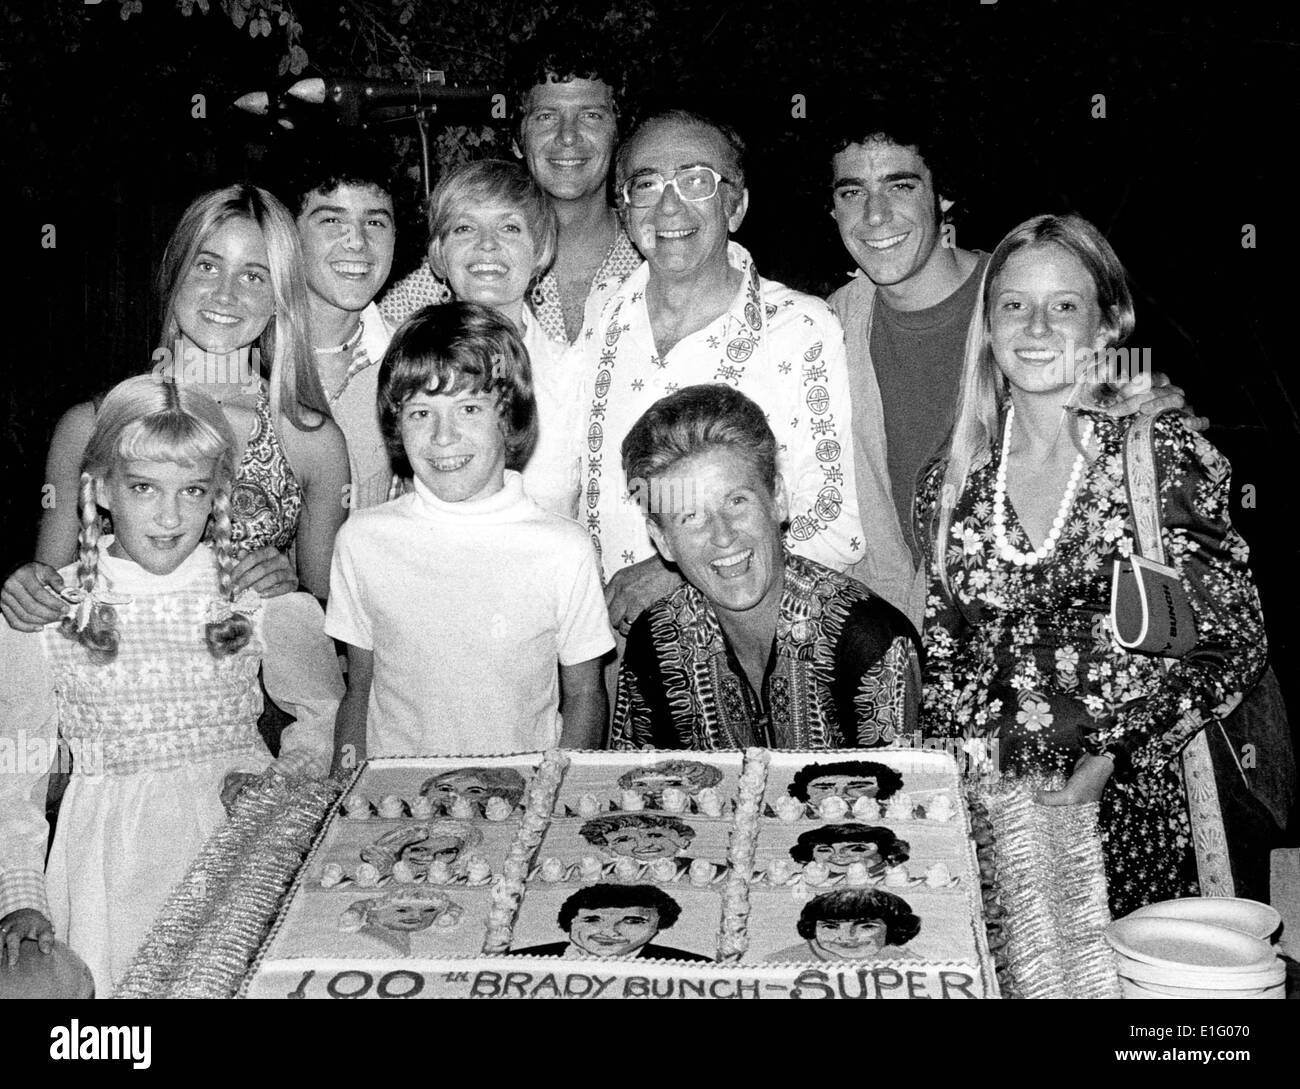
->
[[242, 748, 996, 999]]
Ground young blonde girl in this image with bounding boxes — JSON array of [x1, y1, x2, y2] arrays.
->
[[0, 375, 342, 993]]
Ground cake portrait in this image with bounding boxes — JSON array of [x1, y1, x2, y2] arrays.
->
[[578, 813, 697, 863], [787, 761, 905, 805], [419, 767, 528, 814], [789, 824, 910, 874], [765, 889, 923, 964], [338, 888, 466, 953], [358, 821, 483, 880], [616, 760, 724, 804], [507, 884, 712, 962]]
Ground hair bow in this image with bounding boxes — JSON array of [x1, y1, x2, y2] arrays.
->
[[56, 586, 133, 631]]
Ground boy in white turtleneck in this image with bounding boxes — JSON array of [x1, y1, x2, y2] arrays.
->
[[326, 301, 613, 761]]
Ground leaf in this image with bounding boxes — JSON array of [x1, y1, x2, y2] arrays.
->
[[277, 53, 290, 76]]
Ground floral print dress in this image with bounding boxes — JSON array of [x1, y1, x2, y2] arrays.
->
[[914, 410, 1267, 917]]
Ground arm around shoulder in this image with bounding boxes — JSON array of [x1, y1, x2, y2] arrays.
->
[[279, 413, 350, 598], [36, 401, 97, 569]]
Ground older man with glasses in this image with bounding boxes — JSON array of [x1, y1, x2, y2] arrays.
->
[[578, 109, 872, 639]]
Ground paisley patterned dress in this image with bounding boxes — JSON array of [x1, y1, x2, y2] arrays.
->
[[913, 411, 1268, 917], [226, 388, 302, 553]]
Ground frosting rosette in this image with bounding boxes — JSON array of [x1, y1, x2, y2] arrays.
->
[[659, 786, 689, 813], [695, 787, 724, 818], [773, 795, 804, 822]]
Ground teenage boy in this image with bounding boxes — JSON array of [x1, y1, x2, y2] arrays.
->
[[327, 302, 613, 760]]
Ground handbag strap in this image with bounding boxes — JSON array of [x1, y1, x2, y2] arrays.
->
[[1123, 412, 1235, 898]]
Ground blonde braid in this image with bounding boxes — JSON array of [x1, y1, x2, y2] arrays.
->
[[204, 483, 253, 657], [59, 472, 119, 659]]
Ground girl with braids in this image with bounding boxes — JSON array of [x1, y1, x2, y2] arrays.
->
[[3, 184, 350, 631], [0, 376, 343, 993]]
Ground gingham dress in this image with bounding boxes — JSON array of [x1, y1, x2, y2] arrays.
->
[[0, 539, 341, 993]]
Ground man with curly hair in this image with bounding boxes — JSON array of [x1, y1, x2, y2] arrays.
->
[[579, 812, 698, 869], [788, 759, 905, 805]]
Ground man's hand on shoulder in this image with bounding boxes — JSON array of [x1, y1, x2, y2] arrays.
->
[[1104, 368, 1208, 431], [605, 555, 683, 637]]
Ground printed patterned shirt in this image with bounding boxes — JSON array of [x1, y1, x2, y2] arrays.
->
[[579, 243, 866, 581], [610, 552, 920, 751]]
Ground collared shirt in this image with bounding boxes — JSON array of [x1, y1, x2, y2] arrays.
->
[[580, 242, 865, 581], [378, 223, 642, 347], [610, 552, 920, 752], [320, 302, 395, 510], [530, 223, 643, 344]]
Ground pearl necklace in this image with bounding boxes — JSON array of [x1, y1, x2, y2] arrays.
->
[[991, 403, 1093, 567]]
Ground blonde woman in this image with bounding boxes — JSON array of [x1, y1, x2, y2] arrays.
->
[[915, 214, 1268, 916], [3, 185, 349, 630]]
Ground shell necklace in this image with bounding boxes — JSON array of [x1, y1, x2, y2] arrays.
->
[[992, 403, 1093, 567]]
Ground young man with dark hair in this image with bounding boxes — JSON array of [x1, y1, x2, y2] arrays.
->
[[285, 140, 400, 509], [827, 113, 985, 623], [510, 36, 642, 343], [827, 108, 1190, 625]]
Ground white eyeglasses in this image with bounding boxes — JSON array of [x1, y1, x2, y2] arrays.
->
[[622, 166, 735, 208]]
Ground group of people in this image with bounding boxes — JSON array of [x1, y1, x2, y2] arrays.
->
[[0, 37, 1285, 992]]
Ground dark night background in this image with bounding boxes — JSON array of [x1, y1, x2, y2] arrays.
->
[[2, 1, 1297, 782]]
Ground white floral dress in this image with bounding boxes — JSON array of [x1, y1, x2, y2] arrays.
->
[[914, 411, 1267, 916]]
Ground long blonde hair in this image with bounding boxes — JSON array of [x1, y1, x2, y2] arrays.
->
[[931, 214, 1136, 589], [67, 375, 253, 659], [156, 184, 327, 431]]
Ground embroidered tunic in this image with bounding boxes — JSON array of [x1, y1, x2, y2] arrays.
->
[[914, 411, 1268, 916], [579, 243, 865, 581], [610, 553, 920, 751]]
